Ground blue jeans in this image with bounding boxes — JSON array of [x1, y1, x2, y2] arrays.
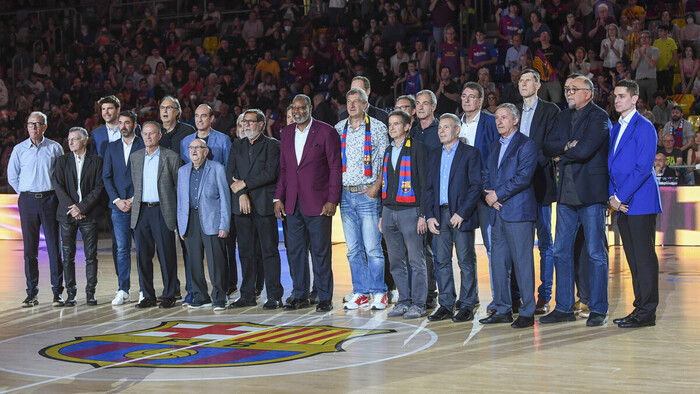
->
[[112, 209, 135, 293], [536, 203, 554, 302], [340, 189, 386, 295], [552, 203, 609, 315]]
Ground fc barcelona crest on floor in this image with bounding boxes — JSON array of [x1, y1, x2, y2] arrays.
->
[[41, 321, 395, 368]]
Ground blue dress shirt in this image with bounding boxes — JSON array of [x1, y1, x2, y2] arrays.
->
[[142, 147, 160, 203], [498, 131, 516, 167], [189, 160, 206, 208], [439, 142, 458, 205], [391, 139, 405, 169], [7, 137, 63, 193], [520, 99, 538, 138]]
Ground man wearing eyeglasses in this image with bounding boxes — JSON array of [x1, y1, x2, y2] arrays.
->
[[227, 109, 284, 310], [177, 138, 230, 311], [52, 127, 105, 306], [631, 30, 660, 105], [9, 111, 64, 308], [458, 82, 497, 313], [542, 75, 610, 326]]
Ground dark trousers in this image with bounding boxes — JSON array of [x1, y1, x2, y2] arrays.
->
[[287, 202, 333, 301], [134, 204, 178, 300], [60, 220, 99, 296], [224, 215, 238, 293], [618, 213, 659, 320], [282, 217, 312, 294], [18, 192, 62, 296], [434, 206, 478, 310], [425, 231, 437, 298], [235, 212, 284, 301], [491, 215, 536, 317], [183, 208, 227, 306], [574, 223, 590, 304], [657, 68, 674, 97]]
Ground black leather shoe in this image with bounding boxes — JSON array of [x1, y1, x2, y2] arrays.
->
[[64, 294, 77, 307], [427, 306, 453, 321], [230, 298, 257, 308], [539, 310, 576, 324], [284, 298, 311, 310], [613, 313, 636, 324], [135, 298, 157, 308], [486, 308, 497, 316], [262, 299, 283, 310], [309, 290, 320, 305], [159, 297, 176, 308], [86, 293, 97, 306], [534, 298, 550, 315], [586, 312, 607, 326], [285, 295, 295, 304], [618, 315, 656, 328], [452, 307, 474, 322], [512, 300, 521, 314], [479, 312, 513, 324], [511, 315, 535, 328], [316, 300, 333, 312]]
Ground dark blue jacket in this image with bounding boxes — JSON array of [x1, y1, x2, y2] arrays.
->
[[102, 136, 145, 210]]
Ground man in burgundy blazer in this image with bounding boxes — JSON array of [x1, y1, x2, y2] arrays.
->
[[274, 94, 342, 312]]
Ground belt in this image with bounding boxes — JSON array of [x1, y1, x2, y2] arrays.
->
[[142, 202, 160, 207], [21, 191, 54, 198], [343, 184, 371, 193], [440, 204, 449, 209]]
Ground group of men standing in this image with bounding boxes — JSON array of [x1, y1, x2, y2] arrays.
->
[[10, 73, 661, 328]]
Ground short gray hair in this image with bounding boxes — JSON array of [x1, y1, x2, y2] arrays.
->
[[29, 111, 47, 125], [416, 90, 437, 106], [396, 94, 416, 110], [439, 113, 461, 128], [574, 75, 595, 91], [142, 121, 162, 134], [346, 87, 368, 104], [244, 108, 267, 129], [293, 94, 312, 108], [68, 127, 89, 140], [496, 103, 520, 120], [161, 96, 182, 120]]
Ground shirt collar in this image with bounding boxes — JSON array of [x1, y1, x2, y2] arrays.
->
[[391, 138, 406, 148], [619, 110, 637, 126], [523, 98, 539, 112], [500, 130, 517, 144], [463, 111, 480, 125], [73, 151, 85, 161], [146, 147, 160, 157], [296, 118, 313, 134]]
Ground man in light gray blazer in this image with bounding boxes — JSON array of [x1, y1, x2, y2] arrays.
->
[[131, 121, 181, 309], [177, 138, 231, 311]]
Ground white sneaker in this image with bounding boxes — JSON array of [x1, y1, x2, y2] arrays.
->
[[111, 290, 130, 305], [344, 293, 370, 310], [138, 291, 144, 303], [371, 293, 388, 310], [343, 292, 355, 302]]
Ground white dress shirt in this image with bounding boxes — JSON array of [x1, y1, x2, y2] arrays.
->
[[74, 152, 85, 202], [460, 111, 481, 146], [295, 119, 313, 165], [614, 110, 637, 154]]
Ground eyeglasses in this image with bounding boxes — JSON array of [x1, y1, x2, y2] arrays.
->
[[188, 146, 207, 150], [160, 105, 177, 111], [564, 87, 590, 94], [461, 94, 479, 101], [241, 119, 260, 125], [26, 122, 45, 128]]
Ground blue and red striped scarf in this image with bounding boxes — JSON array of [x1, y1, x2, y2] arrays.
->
[[382, 138, 416, 203], [341, 114, 372, 176]]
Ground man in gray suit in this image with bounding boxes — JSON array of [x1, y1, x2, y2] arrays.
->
[[131, 121, 181, 309], [177, 138, 230, 311]]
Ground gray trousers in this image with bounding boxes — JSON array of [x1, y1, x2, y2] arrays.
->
[[382, 206, 427, 308], [434, 206, 478, 310], [491, 214, 536, 317], [183, 208, 227, 306]]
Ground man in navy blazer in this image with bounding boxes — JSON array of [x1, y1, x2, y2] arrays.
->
[[177, 138, 231, 311], [459, 82, 498, 311], [274, 94, 342, 312], [102, 110, 144, 305], [516, 68, 561, 314], [180, 104, 232, 166], [542, 75, 610, 326], [91, 95, 122, 158], [480, 104, 538, 328], [609, 80, 662, 328], [425, 113, 482, 323]]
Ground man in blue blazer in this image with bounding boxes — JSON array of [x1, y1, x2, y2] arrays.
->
[[102, 110, 144, 305], [609, 80, 662, 328], [177, 138, 231, 311], [516, 68, 560, 315], [179, 104, 232, 304], [180, 104, 232, 166], [91, 95, 122, 158], [542, 75, 610, 327], [425, 113, 483, 323], [480, 104, 538, 328], [459, 82, 498, 311]]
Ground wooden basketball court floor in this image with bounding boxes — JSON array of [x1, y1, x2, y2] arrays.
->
[[0, 238, 699, 393]]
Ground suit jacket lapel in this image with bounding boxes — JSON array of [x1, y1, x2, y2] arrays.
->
[[530, 99, 545, 139], [498, 133, 520, 170], [571, 104, 593, 139], [246, 137, 265, 176], [67, 153, 78, 191], [157, 149, 165, 183], [614, 114, 638, 160], [197, 162, 208, 201], [610, 122, 622, 159], [448, 142, 463, 184]]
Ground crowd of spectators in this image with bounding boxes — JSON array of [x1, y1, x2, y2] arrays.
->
[[1, 0, 700, 188]]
